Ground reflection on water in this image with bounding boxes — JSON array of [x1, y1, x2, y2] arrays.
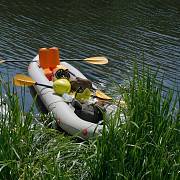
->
[[0, 0, 179, 109]]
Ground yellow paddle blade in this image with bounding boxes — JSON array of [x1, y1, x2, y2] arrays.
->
[[13, 74, 35, 86], [84, 57, 108, 65], [95, 90, 112, 100], [0, 59, 5, 64]]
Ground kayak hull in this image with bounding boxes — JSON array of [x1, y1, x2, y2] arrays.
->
[[28, 55, 102, 139]]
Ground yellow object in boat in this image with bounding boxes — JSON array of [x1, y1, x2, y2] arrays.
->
[[53, 78, 71, 95], [75, 88, 92, 102]]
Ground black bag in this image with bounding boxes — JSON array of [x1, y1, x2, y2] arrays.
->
[[72, 99, 105, 123], [70, 77, 92, 91]]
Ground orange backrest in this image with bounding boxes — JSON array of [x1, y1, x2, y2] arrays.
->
[[48, 47, 60, 69], [39, 48, 49, 69], [39, 47, 60, 69]]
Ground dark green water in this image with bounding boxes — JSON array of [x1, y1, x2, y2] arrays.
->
[[0, 0, 180, 110]]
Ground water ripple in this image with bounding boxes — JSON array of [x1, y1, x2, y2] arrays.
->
[[0, 0, 179, 101]]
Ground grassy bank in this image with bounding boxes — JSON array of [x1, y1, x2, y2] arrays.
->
[[0, 82, 90, 179], [0, 65, 179, 179], [87, 65, 180, 179]]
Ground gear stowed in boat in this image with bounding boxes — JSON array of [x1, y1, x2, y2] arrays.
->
[[28, 47, 118, 139]]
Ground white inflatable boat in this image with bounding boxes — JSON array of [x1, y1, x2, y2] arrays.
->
[[28, 54, 116, 139]]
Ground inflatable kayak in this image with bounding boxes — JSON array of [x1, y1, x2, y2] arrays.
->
[[28, 48, 116, 139]]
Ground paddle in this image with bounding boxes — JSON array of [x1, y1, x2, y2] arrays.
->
[[13, 74, 112, 100], [0, 56, 108, 65], [13, 74, 52, 88]]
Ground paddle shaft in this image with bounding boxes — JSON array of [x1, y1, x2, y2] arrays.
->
[[2, 60, 86, 63], [0, 56, 108, 65], [35, 82, 52, 88]]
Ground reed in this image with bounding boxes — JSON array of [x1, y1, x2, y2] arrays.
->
[[0, 63, 179, 179], [87, 64, 180, 180], [0, 81, 89, 179]]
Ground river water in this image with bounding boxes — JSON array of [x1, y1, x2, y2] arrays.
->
[[0, 0, 180, 111]]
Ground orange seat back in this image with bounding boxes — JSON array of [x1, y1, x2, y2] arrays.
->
[[39, 48, 49, 69], [48, 47, 60, 69], [39, 47, 60, 69]]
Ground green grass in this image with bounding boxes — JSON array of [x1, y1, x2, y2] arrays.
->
[[87, 64, 180, 180], [0, 64, 179, 180], [0, 82, 90, 180]]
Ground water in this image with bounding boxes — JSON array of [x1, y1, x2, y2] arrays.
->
[[0, 0, 180, 111]]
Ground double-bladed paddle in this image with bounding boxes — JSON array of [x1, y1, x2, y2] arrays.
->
[[13, 74, 112, 100], [0, 56, 108, 65]]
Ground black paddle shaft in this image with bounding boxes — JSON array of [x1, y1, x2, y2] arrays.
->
[[35, 82, 52, 88]]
